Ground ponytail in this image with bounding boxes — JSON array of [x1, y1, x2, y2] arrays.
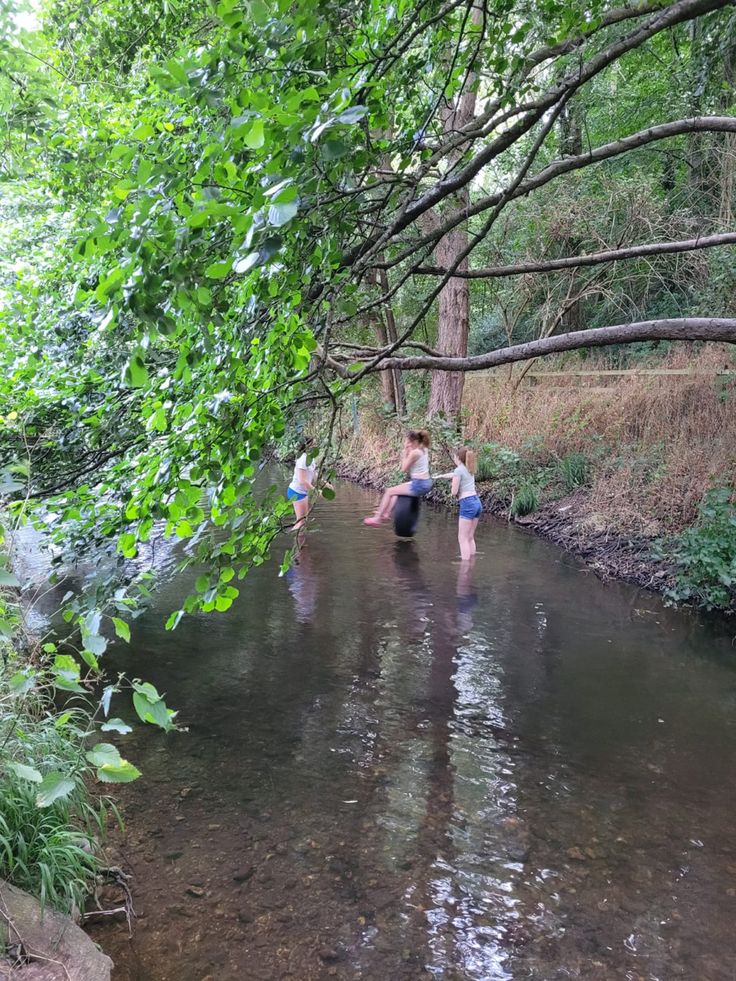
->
[[407, 429, 431, 448], [455, 446, 476, 474]]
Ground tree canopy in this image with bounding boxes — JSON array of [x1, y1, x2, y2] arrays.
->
[[1, 0, 735, 628]]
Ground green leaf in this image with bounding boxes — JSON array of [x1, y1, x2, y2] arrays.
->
[[133, 691, 173, 730], [322, 138, 348, 160], [36, 772, 76, 808], [8, 762, 43, 783], [101, 718, 133, 734], [97, 759, 141, 783], [0, 569, 20, 587], [321, 486, 335, 500], [81, 632, 107, 657], [268, 199, 299, 227], [205, 261, 231, 279], [85, 743, 122, 768], [243, 118, 265, 149], [125, 352, 149, 388], [165, 609, 184, 631], [9, 671, 35, 694], [112, 617, 131, 642], [79, 647, 100, 670]]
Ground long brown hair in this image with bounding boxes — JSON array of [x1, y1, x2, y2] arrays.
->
[[455, 446, 476, 474], [407, 429, 430, 448]]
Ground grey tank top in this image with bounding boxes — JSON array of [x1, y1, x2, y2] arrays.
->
[[453, 463, 476, 496], [409, 447, 430, 478]]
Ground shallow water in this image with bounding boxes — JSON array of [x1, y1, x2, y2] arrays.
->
[[88, 481, 736, 980]]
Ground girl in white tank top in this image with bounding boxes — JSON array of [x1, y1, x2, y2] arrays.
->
[[364, 430, 433, 526]]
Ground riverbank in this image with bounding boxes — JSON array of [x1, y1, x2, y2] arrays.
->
[[339, 346, 736, 609]]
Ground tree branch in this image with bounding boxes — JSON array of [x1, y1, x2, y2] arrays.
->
[[339, 319, 736, 373], [413, 230, 736, 278]]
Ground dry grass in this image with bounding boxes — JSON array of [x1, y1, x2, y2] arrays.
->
[[462, 346, 736, 534]]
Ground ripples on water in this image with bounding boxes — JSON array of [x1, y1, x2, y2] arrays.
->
[[75, 482, 736, 980]]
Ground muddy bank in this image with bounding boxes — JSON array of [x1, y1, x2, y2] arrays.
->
[[340, 463, 677, 598]]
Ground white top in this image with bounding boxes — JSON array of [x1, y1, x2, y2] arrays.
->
[[289, 453, 316, 494], [409, 447, 430, 478], [453, 463, 476, 497]]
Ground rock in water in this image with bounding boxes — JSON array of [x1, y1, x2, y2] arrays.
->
[[0, 879, 113, 980]]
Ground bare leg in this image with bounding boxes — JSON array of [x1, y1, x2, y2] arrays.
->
[[469, 518, 479, 556], [293, 496, 309, 547], [373, 481, 414, 520], [458, 518, 473, 561]]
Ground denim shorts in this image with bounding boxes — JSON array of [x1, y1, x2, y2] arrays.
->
[[410, 478, 433, 497], [459, 495, 482, 519], [287, 487, 307, 502]]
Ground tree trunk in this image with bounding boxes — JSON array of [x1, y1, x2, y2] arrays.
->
[[427, 3, 483, 422], [428, 205, 470, 419], [378, 267, 406, 414], [370, 313, 397, 408]]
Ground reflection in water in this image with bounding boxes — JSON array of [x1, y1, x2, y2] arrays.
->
[[88, 483, 736, 981], [285, 547, 319, 624]]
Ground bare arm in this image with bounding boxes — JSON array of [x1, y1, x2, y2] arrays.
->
[[451, 475, 460, 498], [400, 446, 420, 473], [296, 468, 315, 492]]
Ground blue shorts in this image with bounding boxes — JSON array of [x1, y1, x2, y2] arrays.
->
[[459, 495, 482, 520], [409, 478, 433, 497], [287, 487, 307, 502]]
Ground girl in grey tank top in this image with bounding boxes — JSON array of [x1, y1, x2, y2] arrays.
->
[[436, 446, 483, 560]]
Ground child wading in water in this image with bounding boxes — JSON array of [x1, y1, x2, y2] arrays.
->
[[364, 430, 433, 526], [438, 447, 482, 560], [287, 439, 319, 546]]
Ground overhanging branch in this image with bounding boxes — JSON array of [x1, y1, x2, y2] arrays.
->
[[414, 230, 736, 278], [339, 319, 736, 374]]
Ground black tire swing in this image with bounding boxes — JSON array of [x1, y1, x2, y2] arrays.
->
[[393, 495, 421, 538]]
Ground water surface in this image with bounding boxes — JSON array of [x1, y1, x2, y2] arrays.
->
[[90, 482, 736, 980]]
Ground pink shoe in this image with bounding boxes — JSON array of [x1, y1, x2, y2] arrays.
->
[[363, 515, 384, 527]]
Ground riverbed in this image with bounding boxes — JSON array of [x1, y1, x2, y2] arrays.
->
[[89, 481, 736, 980]]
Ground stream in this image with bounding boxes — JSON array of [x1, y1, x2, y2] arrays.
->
[[85, 481, 736, 980]]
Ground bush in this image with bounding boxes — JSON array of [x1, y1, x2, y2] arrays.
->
[[665, 487, 736, 611], [511, 482, 540, 517], [476, 443, 523, 481]]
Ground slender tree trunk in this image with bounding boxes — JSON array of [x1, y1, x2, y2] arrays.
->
[[378, 267, 406, 414], [427, 3, 483, 421], [370, 312, 398, 408], [428, 209, 470, 418]]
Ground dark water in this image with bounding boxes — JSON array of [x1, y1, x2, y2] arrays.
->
[[88, 482, 736, 981]]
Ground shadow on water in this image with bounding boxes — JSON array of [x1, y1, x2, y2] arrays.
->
[[86, 481, 736, 981]]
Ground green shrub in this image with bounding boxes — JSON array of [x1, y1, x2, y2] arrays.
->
[[0, 663, 115, 914], [0, 778, 100, 914], [558, 451, 589, 491], [511, 482, 540, 517], [664, 487, 736, 611], [476, 443, 522, 481]]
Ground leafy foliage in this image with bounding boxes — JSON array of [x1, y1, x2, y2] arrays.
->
[[666, 487, 736, 610]]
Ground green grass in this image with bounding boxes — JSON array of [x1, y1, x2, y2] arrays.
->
[[557, 451, 589, 492], [0, 779, 100, 914], [511, 482, 540, 517], [0, 660, 109, 914]]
